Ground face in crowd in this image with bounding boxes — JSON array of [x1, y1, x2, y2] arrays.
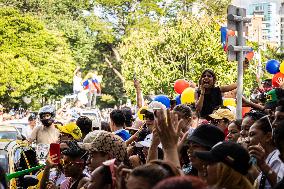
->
[[227, 121, 241, 142], [200, 70, 216, 89]]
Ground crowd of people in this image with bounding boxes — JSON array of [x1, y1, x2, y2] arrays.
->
[[0, 68, 284, 189]]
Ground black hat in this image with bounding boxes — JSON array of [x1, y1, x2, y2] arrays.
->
[[188, 124, 225, 149], [194, 141, 250, 175]]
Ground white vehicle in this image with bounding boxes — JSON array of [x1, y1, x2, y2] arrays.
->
[[2, 119, 29, 138], [81, 109, 102, 123]]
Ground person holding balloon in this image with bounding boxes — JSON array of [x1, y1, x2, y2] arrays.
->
[[195, 69, 237, 119]]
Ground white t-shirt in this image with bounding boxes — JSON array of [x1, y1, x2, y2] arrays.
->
[[256, 149, 284, 189], [73, 75, 83, 92]]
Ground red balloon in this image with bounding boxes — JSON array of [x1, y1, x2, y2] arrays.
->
[[174, 79, 190, 94], [272, 72, 284, 87]]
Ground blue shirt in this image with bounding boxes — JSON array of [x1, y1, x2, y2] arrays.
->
[[114, 129, 131, 141]]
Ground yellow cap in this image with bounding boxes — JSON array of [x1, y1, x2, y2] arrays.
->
[[209, 109, 235, 122], [56, 122, 82, 140]]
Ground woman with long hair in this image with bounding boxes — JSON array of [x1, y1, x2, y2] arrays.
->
[[195, 69, 237, 118], [195, 141, 253, 189]]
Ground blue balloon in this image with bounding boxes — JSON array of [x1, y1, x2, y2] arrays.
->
[[266, 59, 280, 74], [175, 95, 181, 105], [154, 95, 170, 108]]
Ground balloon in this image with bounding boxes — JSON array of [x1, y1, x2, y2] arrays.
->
[[223, 98, 236, 107], [174, 79, 190, 94], [137, 106, 148, 120], [227, 30, 235, 36], [175, 95, 181, 105], [154, 95, 170, 108], [272, 72, 284, 87], [181, 88, 195, 104], [245, 51, 254, 61], [266, 59, 280, 74], [280, 62, 284, 74]]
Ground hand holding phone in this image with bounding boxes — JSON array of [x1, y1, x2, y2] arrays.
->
[[49, 143, 60, 164]]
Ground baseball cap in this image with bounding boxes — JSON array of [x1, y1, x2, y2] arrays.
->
[[264, 89, 283, 110], [209, 108, 235, 121], [136, 133, 162, 148], [194, 141, 250, 175], [80, 131, 127, 162], [188, 124, 225, 149], [56, 122, 82, 141], [140, 101, 166, 114]]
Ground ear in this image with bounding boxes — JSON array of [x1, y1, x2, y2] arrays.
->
[[265, 132, 273, 143]]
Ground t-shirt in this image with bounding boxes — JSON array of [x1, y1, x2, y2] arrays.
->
[[28, 124, 60, 144], [73, 75, 82, 92], [114, 129, 131, 141], [256, 150, 284, 189], [197, 87, 223, 118]]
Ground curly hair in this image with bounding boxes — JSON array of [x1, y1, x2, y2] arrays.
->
[[244, 110, 266, 121], [173, 104, 192, 119]]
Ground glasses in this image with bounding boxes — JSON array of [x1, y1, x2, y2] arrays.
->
[[60, 159, 84, 167]]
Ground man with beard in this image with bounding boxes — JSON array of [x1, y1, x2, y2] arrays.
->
[[28, 105, 60, 144]]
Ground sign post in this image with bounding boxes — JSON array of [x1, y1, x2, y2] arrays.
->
[[227, 5, 251, 120]]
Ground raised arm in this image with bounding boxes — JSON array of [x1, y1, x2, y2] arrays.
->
[[220, 83, 237, 93]]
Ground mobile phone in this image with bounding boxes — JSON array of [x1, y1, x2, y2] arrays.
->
[[49, 143, 60, 164]]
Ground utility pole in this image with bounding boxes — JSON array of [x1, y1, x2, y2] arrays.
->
[[227, 5, 251, 120]]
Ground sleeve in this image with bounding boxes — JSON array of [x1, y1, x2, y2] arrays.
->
[[270, 157, 284, 182]]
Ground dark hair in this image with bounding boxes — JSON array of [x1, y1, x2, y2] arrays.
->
[[101, 121, 111, 132], [173, 104, 192, 119], [0, 166, 7, 189], [244, 110, 266, 121], [62, 141, 86, 159], [273, 120, 284, 152], [121, 107, 133, 127], [198, 69, 217, 86], [28, 114, 36, 121], [153, 176, 207, 189], [110, 110, 125, 127], [76, 116, 92, 136], [130, 160, 180, 187], [276, 98, 284, 112], [254, 116, 272, 134], [231, 119, 242, 130]]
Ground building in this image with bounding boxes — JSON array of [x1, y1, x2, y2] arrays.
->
[[280, 2, 284, 49], [248, 2, 280, 46], [247, 11, 264, 43]]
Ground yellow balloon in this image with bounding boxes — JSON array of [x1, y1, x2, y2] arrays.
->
[[280, 62, 284, 74], [137, 106, 148, 120], [223, 98, 236, 107], [181, 88, 195, 104]]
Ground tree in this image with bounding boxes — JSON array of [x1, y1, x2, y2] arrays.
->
[[119, 15, 257, 100], [0, 8, 75, 108]]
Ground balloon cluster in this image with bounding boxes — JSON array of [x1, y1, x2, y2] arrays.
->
[[174, 79, 195, 105], [266, 59, 284, 87]]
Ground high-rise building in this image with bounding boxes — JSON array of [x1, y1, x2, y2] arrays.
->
[[248, 2, 280, 46], [247, 12, 264, 43], [280, 2, 284, 49]]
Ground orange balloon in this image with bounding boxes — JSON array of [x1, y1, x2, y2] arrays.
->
[[227, 30, 235, 36]]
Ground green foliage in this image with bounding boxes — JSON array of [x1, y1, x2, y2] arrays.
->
[[120, 16, 256, 100], [0, 7, 75, 107]]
